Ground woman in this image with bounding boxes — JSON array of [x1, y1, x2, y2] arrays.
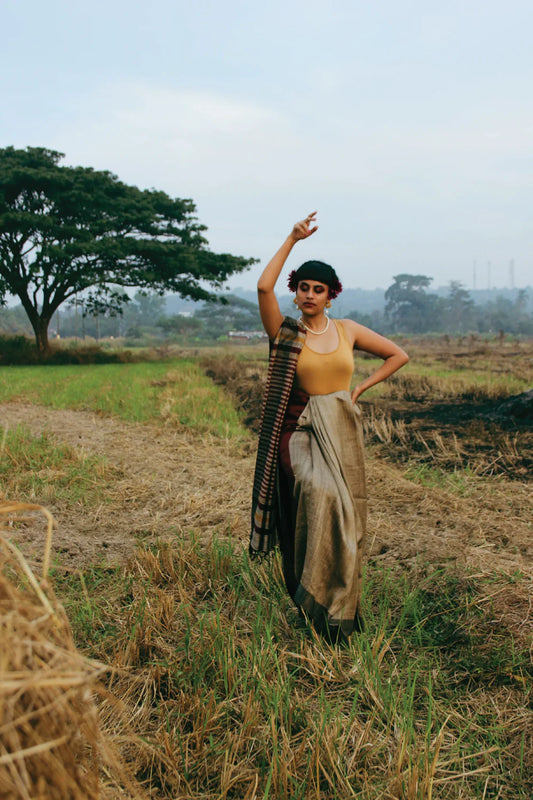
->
[[250, 212, 409, 642]]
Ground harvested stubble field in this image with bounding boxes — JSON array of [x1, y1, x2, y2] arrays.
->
[[1, 336, 532, 799]]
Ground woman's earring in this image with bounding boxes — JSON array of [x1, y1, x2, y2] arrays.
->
[[293, 298, 298, 305], [326, 300, 331, 309]]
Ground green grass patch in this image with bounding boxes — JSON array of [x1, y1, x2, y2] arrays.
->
[[51, 564, 125, 648], [0, 360, 246, 438], [0, 424, 113, 505], [403, 462, 480, 494]]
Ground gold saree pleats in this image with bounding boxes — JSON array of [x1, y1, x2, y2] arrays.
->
[[287, 391, 367, 637]]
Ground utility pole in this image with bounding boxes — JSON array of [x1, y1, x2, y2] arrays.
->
[[509, 259, 515, 290], [473, 260, 477, 290]]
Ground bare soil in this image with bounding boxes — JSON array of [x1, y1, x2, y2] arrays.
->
[[2, 401, 531, 587], [1, 402, 254, 569]]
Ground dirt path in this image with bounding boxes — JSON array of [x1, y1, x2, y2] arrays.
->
[[2, 401, 531, 587], [1, 402, 255, 568]]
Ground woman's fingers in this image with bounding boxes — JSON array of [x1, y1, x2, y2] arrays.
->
[[292, 212, 318, 240], [301, 213, 318, 235], [304, 212, 317, 232]]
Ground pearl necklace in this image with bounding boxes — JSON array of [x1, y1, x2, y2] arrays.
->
[[299, 316, 330, 335]]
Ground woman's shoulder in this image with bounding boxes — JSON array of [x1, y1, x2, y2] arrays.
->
[[337, 318, 360, 347], [337, 318, 383, 348], [270, 315, 305, 341]]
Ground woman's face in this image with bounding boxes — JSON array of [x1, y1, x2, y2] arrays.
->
[[295, 280, 329, 315]]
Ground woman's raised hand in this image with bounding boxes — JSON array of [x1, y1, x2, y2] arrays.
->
[[257, 211, 319, 338], [291, 212, 318, 242]]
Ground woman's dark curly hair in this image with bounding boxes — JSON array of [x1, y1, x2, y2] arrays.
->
[[287, 260, 343, 300]]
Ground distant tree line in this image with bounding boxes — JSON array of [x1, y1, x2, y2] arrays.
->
[[0, 291, 263, 343], [2, 275, 533, 345], [346, 275, 533, 337]]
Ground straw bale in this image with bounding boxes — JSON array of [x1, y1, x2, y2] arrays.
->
[[0, 503, 143, 800]]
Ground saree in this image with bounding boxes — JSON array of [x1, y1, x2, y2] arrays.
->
[[278, 391, 367, 638], [250, 318, 367, 639]]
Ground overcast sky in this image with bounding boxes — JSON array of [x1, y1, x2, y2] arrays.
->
[[2, 0, 532, 292]]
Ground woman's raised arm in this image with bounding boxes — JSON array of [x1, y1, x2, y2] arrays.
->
[[257, 212, 318, 339]]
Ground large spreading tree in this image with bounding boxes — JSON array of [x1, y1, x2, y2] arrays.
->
[[0, 146, 255, 355]]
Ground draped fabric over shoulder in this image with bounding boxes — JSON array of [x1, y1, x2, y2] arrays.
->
[[250, 317, 305, 553], [250, 316, 367, 639]]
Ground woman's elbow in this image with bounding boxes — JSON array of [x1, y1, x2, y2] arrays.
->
[[257, 280, 271, 295], [399, 350, 409, 366], [389, 347, 409, 367]]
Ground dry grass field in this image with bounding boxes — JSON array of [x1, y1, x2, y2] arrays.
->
[[1, 335, 532, 799]]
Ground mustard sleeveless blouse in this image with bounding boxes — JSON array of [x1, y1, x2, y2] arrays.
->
[[295, 320, 354, 395]]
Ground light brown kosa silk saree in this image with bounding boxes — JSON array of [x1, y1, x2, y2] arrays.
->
[[250, 317, 367, 639], [282, 391, 367, 638]]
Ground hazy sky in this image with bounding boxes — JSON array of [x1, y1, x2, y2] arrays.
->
[[2, 0, 532, 291]]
